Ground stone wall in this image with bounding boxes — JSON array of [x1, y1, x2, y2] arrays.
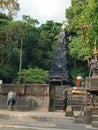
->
[[0, 84, 50, 111]]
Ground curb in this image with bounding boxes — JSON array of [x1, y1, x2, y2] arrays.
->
[[0, 110, 73, 123]]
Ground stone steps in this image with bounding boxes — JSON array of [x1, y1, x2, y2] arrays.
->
[[92, 115, 98, 128], [54, 87, 63, 110]]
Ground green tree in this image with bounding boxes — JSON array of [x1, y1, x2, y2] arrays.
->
[[83, 0, 98, 47], [66, 0, 98, 60], [65, 0, 90, 80], [34, 20, 61, 69], [0, 0, 20, 20], [0, 14, 62, 83], [20, 16, 40, 69], [0, 12, 9, 25], [0, 20, 26, 82], [22, 15, 39, 27], [21, 20, 61, 70], [65, 0, 98, 82], [19, 68, 49, 84]]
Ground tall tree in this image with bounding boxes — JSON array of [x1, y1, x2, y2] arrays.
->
[[0, 12, 9, 25], [65, 0, 98, 81], [0, 20, 26, 83], [34, 21, 61, 69], [83, 0, 98, 48], [66, 0, 98, 61], [22, 15, 39, 27], [65, 0, 91, 79], [0, 0, 20, 20]]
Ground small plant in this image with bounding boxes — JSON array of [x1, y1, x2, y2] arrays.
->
[[19, 67, 49, 84]]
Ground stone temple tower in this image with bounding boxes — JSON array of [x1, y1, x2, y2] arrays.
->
[[49, 24, 72, 86]]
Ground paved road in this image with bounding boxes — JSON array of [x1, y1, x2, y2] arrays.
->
[[0, 110, 97, 130], [0, 118, 97, 130]]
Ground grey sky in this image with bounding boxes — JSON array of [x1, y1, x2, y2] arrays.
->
[[15, 0, 71, 24]]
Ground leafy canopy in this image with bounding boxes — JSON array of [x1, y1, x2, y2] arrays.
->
[[0, 0, 20, 20], [19, 68, 49, 84], [66, 0, 98, 61]]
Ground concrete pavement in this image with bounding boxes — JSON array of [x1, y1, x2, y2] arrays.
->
[[0, 109, 97, 130], [0, 109, 72, 130], [0, 109, 73, 123]]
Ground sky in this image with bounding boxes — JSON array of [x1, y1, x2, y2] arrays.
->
[[15, 0, 71, 24]]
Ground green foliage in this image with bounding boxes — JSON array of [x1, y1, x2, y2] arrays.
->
[[70, 65, 89, 84], [1, 0, 97, 84], [69, 36, 93, 60], [0, 12, 9, 25], [85, 0, 98, 45], [0, 17, 62, 83], [0, 0, 20, 20], [0, 20, 26, 82], [19, 68, 49, 84], [66, 0, 98, 61], [0, 0, 20, 19], [22, 15, 39, 26], [35, 21, 61, 69], [66, 0, 86, 33]]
